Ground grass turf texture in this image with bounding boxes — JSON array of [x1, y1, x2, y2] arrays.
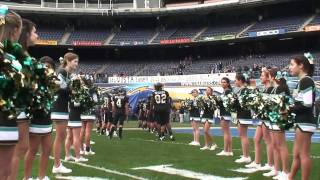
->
[[18, 126, 320, 180]]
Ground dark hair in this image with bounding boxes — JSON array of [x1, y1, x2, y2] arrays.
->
[[40, 56, 55, 70], [269, 67, 279, 79], [235, 73, 249, 85], [221, 77, 232, 90], [3, 11, 21, 41], [291, 55, 314, 77], [19, 18, 36, 51], [277, 78, 290, 96]]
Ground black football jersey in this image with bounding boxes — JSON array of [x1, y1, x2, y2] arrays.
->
[[152, 90, 170, 111], [104, 95, 112, 111], [112, 95, 129, 114]]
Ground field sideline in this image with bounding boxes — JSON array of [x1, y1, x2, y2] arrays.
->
[[18, 121, 320, 180]]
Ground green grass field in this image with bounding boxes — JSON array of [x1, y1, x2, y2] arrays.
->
[[18, 124, 320, 180]]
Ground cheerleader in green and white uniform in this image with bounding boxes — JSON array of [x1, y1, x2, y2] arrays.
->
[[234, 74, 252, 164], [289, 54, 317, 180], [188, 89, 201, 146], [246, 69, 274, 170], [263, 68, 290, 179], [199, 87, 217, 151], [217, 77, 233, 156]]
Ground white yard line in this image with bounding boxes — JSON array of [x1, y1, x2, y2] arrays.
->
[[49, 156, 148, 180], [132, 164, 247, 180], [128, 138, 320, 158], [55, 176, 108, 180], [230, 168, 260, 174]]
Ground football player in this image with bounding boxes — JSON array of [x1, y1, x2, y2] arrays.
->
[[109, 88, 129, 139], [151, 83, 174, 141]]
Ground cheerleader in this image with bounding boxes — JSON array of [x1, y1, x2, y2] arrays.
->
[[188, 89, 201, 146], [0, 8, 19, 179], [8, 17, 38, 180], [200, 87, 217, 151], [217, 77, 233, 156], [246, 69, 274, 170], [234, 74, 252, 164], [24, 56, 55, 180], [65, 69, 88, 163], [289, 54, 316, 180], [51, 53, 78, 174], [80, 77, 98, 155], [263, 68, 290, 179]]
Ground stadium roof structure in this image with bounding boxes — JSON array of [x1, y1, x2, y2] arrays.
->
[[0, 0, 300, 16]]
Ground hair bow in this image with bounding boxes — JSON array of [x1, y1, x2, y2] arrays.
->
[[0, 5, 8, 26], [276, 71, 288, 80], [304, 52, 314, 65]]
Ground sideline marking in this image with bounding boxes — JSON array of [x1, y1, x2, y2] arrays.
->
[[49, 156, 148, 180], [230, 168, 260, 174], [55, 176, 108, 180], [132, 164, 247, 180]]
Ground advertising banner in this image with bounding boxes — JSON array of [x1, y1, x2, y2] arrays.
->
[[160, 38, 191, 44], [305, 25, 320, 32], [108, 73, 236, 84], [73, 41, 102, 46], [203, 34, 235, 41], [256, 29, 285, 36], [36, 40, 57, 45]]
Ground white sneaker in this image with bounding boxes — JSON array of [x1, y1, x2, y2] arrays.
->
[[263, 169, 278, 177], [245, 162, 261, 169], [209, 144, 217, 151], [106, 131, 110, 136], [80, 150, 85, 155], [52, 163, 72, 174], [226, 152, 234, 156], [258, 164, 273, 171], [90, 140, 95, 145], [273, 171, 283, 180], [279, 172, 289, 180], [235, 156, 251, 164], [64, 156, 75, 162], [36, 176, 50, 180], [113, 132, 118, 137], [74, 156, 88, 163], [84, 150, 96, 155], [216, 150, 228, 156], [189, 141, 201, 146], [200, 146, 210, 150], [24, 178, 33, 180]]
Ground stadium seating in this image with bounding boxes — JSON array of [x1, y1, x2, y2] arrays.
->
[[102, 61, 146, 76], [139, 61, 182, 76], [152, 28, 178, 44], [74, 51, 319, 78], [169, 27, 202, 40], [37, 29, 64, 42], [197, 22, 249, 41], [67, 30, 110, 45], [309, 14, 320, 26], [241, 15, 309, 37], [76, 62, 104, 74], [109, 29, 155, 45]]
